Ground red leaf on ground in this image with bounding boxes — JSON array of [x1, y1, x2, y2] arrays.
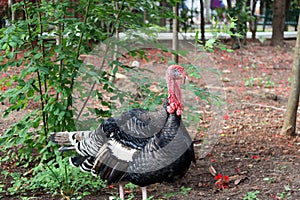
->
[[215, 173, 229, 189], [215, 174, 223, 180], [245, 96, 251, 100], [224, 175, 229, 182], [1, 86, 7, 91]]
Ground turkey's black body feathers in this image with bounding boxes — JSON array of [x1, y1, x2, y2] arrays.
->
[[126, 114, 195, 186], [51, 98, 195, 187]]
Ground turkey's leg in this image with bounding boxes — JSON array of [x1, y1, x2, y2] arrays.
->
[[119, 183, 124, 200], [141, 187, 147, 200]]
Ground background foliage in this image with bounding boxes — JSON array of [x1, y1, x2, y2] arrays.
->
[[0, 0, 171, 198], [0, 0, 216, 198]]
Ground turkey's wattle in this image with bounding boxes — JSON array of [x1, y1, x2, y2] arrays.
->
[[166, 65, 185, 116], [50, 65, 195, 200]]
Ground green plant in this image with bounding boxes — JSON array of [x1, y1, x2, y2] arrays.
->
[[276, 191, 291, 199], [280, 165, 287, 171], [226, 0, 253, 48], [180, 186, 192, 196], [257, 36, 267, 45], [276, 185, 292, 199], [244, 76, 275, 88], [121, 182, 137, 200], [243, 190, 260, 200], [263, 177, 275, 183], [0, 181, 4, 199], [193, 16, 237, 52], [0, 1, 224, 199], [163, 186, 192, 199], [0, 0, 95, 164], [244, 76, 255, 87], [4, 156, 106, 199], [0, 0, 175, 198], [263, 76, 275, 88]]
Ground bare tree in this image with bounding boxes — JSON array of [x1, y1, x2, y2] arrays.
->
[[172, 4, 179, 63], [271, 0, 286, 46], [280, 16, 300, 137]]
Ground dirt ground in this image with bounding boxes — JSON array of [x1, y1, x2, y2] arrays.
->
[[1, 39, 300, 200]]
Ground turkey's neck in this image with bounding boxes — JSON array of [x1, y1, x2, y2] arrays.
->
[[167, 78, 183, 116]]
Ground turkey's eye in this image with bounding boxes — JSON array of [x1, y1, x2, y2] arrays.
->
[[173, 69, 182, 78]]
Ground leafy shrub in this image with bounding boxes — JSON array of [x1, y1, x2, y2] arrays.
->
[[0, 0, 224, 198]]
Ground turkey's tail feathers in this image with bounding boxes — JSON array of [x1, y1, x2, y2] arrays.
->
[[91, 141, 133, 184], [192, 139, 202, 144], [81, 157, 95, 172], [92, 157, 127, 185], [51, 129, 106, 158], [70, 155, 88, 167], [69, 155, 95, 173], [59, 146, 76, 152], [50, 131, 92, 145], [50, 131, 73, 145]]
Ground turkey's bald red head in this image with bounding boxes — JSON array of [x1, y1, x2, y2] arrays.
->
[[166, 65, 186, 116]]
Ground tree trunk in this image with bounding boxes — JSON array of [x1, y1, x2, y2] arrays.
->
[[204, 0, 211, 23], [259, 0, 264, 15], [284, 0, 291, 31], [271, 0, 286, 46], [280, 16, 300, 137], [172, 5, 179, 63], [8, 0, 16, 22], [286, 0, 291, 10], [159, 0, 167, 27], [226, 0, 232, 8], [200, 0, 205, 45], [249, 0, 257, 39], [191, 0, 194, 25]]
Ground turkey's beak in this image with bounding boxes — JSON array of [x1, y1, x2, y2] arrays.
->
[[181, 73, 187, 84], [181, 71, 187, 84], [184, 75, 188, 84]]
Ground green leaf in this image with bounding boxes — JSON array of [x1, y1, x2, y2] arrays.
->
[[38, 66, 49, 74], [195, 30, 199, 41], [27, 88, 35, 97], [34, 53, 43, 60]]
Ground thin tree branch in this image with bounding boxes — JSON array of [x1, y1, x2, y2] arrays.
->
[[75, 0, 126, 121], [36, 0, 49, 135], [66, 0, 92, 123], [23, 0, 48, 136], [241, 103, 286, 112]]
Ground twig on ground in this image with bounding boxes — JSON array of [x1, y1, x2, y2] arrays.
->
[[241, 103, 286, 112]]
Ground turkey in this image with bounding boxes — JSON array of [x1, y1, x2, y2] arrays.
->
[[50, 65, 195, 200]]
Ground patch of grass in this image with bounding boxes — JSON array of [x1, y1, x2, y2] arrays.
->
[[263, 177, 275, 183], [244, 76, 255, 87], [244, 76, 275, 88], [164, 186, 192, 199], [243, 190, 260, 200], [276, 185, 292, 199]]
